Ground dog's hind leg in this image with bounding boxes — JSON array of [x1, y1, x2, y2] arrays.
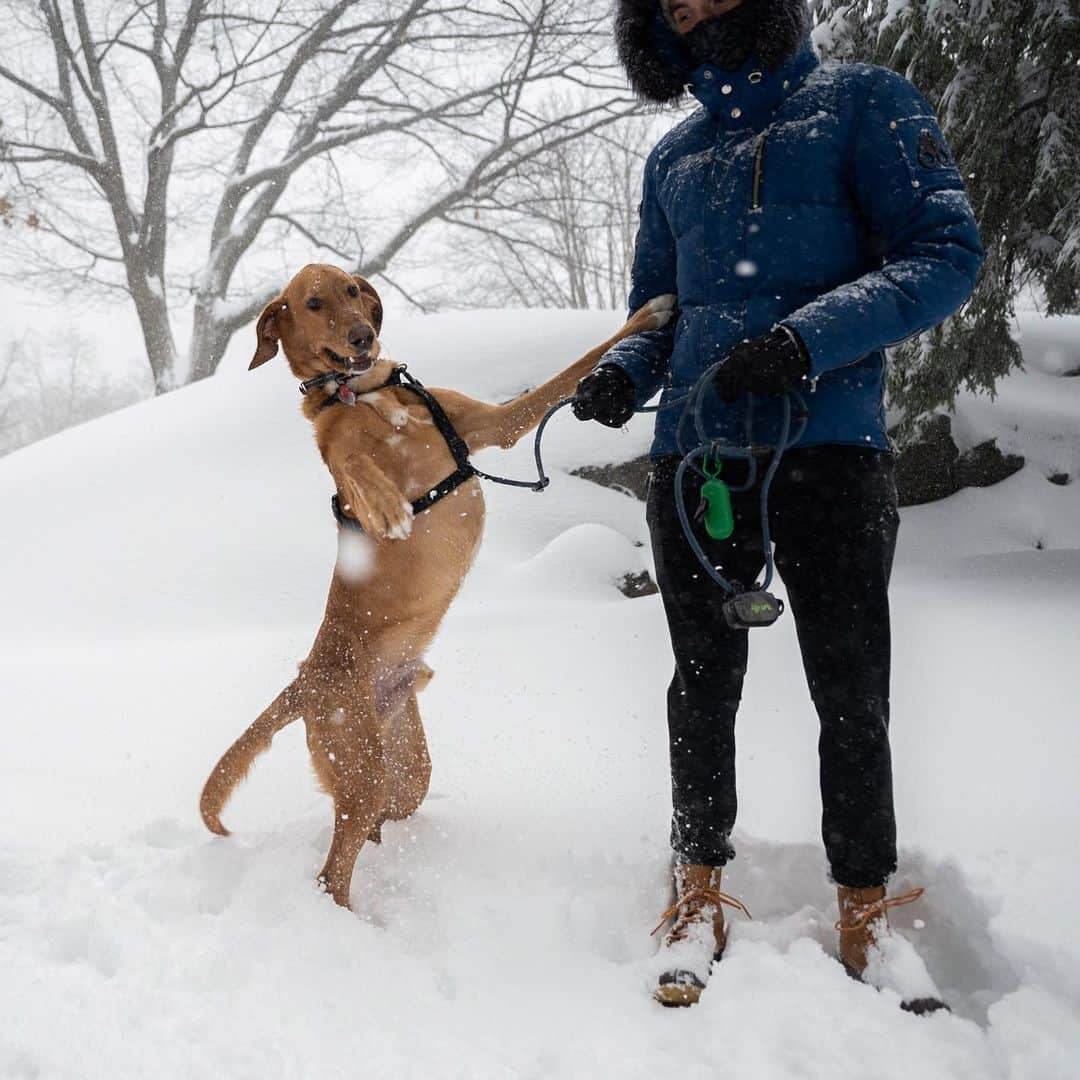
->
[[317, 793, 387, 908], [371, 661, 433, 824], [384, 691, 432, 822], [200, 681, 303, 836], [307, 707, 388, 908], [306, 662, 433, 905]]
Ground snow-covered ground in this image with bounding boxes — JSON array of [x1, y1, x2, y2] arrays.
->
[[2, 309, 1079, 1079]]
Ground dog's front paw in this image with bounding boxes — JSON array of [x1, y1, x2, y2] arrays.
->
[[628, 294, 677, 333], [648, 294, 677, 327], [339, 477, 413, 540], [381, 500, 414, 540], [370, 480, 414, 540]]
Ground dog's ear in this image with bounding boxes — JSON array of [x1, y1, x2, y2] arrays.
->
[[250, 296, 287, 370], [352, 275, 383, 336]]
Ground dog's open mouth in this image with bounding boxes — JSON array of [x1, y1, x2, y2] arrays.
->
[[325, 347, 373, 374]]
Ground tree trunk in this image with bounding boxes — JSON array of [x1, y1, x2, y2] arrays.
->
[[187, 300, 236, 385], [127, 275, 179, 394]]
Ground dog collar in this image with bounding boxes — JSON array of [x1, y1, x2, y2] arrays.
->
[[300, 365, 407, 409]]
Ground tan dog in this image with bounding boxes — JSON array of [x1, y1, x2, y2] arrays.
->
[[198, 263, 673, 908]]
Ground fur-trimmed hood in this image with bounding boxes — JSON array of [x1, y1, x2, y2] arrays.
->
[[615, 0, 812, 104]]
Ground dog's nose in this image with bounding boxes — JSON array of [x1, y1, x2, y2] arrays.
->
[[349, 324, 374, 352]]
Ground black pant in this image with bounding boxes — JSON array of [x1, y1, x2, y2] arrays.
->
[[646, 446, 900, 887]]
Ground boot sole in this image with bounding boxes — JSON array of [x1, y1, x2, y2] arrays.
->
[[653, 984, 702, 1007], [838, 957, 950, 1015], [653, 949, 724, 1008], [900, 996, 950, 1016]]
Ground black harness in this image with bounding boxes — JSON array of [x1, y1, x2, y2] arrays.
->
[[302, 365, 552, 533]]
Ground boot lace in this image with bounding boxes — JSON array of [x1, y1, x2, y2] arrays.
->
[[834, 886, 925, 933], [651, 887, 752, 940]]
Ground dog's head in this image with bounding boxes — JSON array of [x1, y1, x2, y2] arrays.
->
[[249, 264, 385, 381]]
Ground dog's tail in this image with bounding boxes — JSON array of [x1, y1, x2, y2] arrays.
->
[[200, 686, 301, 836]]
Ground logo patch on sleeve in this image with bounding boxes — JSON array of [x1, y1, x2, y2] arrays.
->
[[917, 129, 953, 169]]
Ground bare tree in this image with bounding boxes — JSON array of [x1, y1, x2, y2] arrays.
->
[[437, 112, 662, 310], [0, 338, 16, 445], [0, 331, 147, 454], [0, 0, 636, 391]]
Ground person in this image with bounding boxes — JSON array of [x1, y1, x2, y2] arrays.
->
[[573, 0, 983, 1007]]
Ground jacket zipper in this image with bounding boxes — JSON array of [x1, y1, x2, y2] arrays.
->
[[750, 130, 767, 210]]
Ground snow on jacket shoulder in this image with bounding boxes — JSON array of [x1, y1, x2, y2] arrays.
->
[[601, 27, 985, 457]]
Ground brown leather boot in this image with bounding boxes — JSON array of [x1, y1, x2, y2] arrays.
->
[[652, 864, 750, 1007], [836, 884, 888, 979], [836, 884, 948, 1014]]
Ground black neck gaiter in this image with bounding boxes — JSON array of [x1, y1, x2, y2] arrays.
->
[[681, 3, 760, 72]]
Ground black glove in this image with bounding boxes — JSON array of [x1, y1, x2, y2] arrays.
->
[[572, 364, 637, 427], [712, 325, 811, 403]]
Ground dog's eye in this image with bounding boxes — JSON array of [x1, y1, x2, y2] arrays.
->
[[306, 297, 323, 311], [347, 284, 360, 298]]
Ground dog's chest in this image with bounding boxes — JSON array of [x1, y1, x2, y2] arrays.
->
[[355, 389, 433, 431]]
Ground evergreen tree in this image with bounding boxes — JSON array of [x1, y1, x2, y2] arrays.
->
[[810, 0, 1080, 434]]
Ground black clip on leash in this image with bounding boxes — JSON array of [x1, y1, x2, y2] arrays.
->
[[483, 393, 577, 494]]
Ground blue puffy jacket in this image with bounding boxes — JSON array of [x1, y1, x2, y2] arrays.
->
[[602, 20, 985, 458]]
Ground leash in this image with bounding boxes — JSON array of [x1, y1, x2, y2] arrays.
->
[[673, 391, 808, 627], [647, 347, 811, 626], [388, 366, 555, 495], [520, 362, 809, 628], [309, 358, 809, 625]]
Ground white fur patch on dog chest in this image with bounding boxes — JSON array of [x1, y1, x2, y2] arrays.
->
[[357, 391, 432, 430]]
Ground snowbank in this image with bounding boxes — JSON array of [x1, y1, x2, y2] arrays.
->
[[2, 309, 1079, 1079]]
